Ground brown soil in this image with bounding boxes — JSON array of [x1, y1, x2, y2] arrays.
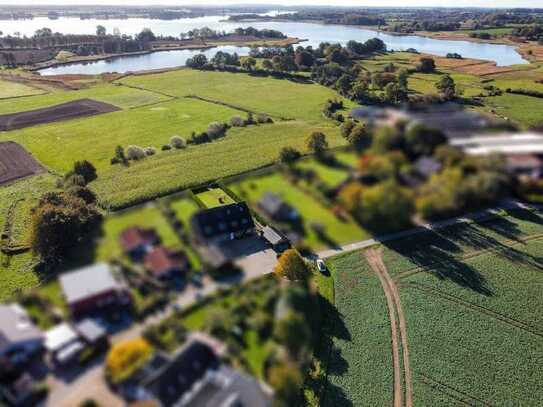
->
[[0, 98, 120, 131], [0, 141, 46, 186], [365, 247, 413, 407]]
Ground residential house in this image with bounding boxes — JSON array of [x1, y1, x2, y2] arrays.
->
[[59, 263, 130, 318], [75, 318, 108, 349], [120, 227, 160, 260], [144, 247, 190, 279], [257, 192, 299, 222], [0, 304, 43, 366], [44, 323, 85, 366], [191, 202, 255, 244], [506, 154, 543, 179], [135, 338, 271, 407]]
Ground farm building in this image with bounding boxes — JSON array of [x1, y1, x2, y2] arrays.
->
[[0, 304, 43, 366], [257, 192, 299, 222], [190, 202, 255, 244], [144, 247, 189, 279], [59, 263, 131, 318], [119, 226, 160, 260]]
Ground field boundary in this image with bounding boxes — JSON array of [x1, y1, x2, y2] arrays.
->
[[401, 282, 543, 338]]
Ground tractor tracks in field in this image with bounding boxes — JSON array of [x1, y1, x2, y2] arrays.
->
[[364, 248, 413, 407]]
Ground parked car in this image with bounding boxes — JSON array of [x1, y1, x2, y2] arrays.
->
[[316, 259, 327, 273]]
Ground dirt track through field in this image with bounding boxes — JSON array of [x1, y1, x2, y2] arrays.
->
[[365, 248, 413, 407]]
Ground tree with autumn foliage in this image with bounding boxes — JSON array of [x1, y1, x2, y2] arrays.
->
[[106, 338, 153, 384], [274, 249, 309, 281]]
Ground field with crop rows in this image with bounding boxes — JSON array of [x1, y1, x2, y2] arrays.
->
[[324, 209, 543, 405]]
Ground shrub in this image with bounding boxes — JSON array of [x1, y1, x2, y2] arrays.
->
[[257, 113, 273, 124], [170, 135, 187, 149], [161, 144, 172, 151], [279, 147, 302, 165], [73, 160, 97, 184], [126, 145, 146, 161], [206, 122, 228, 139], [274, 249, 309, 281], [230, 116, 246, 127], [105, 338, 152, 384], [144, 147, 156, 156]]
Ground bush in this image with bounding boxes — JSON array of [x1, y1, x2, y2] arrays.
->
[[279, 147, 302, 165], [105, 338, 152, 384], [161, 144, 172, 151], [207, 122, 228, 139], [257, 113, 273, 124], [126, 145, 146, 161], [230, 116, 246, 127], [170, 135, 187, 149], [274, 249, 309, 281], [73, 160, 97, 184], [144, 147, 156, 156]]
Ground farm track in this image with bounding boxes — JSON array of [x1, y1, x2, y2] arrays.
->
[[364, 248, 413, 407], [418, 373, 493, 407], [393, 232, 543, 282], [116, 82, 179, 99], [401, 282, 543, 338]]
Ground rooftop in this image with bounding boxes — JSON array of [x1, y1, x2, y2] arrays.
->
[[0, 304, 42, 349], [59, 263, 122, 305], [120, 226, 159, 253], [45, 323, 79, 353], [144, 247, 188, 276], [191, 202, 255, 241], [75, 318, 107, 344]]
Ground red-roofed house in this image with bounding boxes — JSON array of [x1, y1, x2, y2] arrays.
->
[[120, 227, 160, 260], [144, 247, 189, 279]]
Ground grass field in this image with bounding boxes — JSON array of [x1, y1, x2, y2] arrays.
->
[[119, 69, 355, 123], [0, 79, 46, 99], [324, 209, 543, 405], [0, 97, 241, 173], [0, 83, 169, 113], [230, 172, 368, 250], [195, 187, 235, 208], [478, 92, 543, 128]]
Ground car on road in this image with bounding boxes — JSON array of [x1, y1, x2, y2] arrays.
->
[[316, 259, 327, 273]]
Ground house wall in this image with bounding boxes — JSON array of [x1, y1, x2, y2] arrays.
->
[[69, 290, 120, 318]]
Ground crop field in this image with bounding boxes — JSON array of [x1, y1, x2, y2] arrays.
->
[[324, 209, 543, 405], [91, 121, 345, 208], [119, 69, 355, 123], [0, 79, 46, 99], [230, 172, 368, 250], [0, 83, 169, 114]]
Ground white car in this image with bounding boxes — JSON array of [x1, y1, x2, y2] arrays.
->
[[316, 259, 327, 273]]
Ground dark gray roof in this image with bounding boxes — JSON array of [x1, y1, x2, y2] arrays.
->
[[75, 319, 107, 343], [60, 263, 121, 304], [0, 304, 42, 350], [191, 202, 255, 241], [142, 339, 219, 406]]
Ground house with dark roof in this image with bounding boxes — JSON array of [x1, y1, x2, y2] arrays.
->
[[135, 338, 271, 407], [261, 226, 290, 253], [0, 304, 43, 366], [59, 263, 131, 318], [144, 247, 189, 279], [191, 202, 255, 244], [120, 227, 160, 260], [257, 192, 299, 222]]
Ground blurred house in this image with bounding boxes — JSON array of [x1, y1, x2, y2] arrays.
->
[[44, 323, 84, 366], [450, 132, 543, 155], [506, 154, 543, 179], [144, 247, 190, 280], [0, 304, 43, 366], [59, 263, 131, 318], [134, 338, 271, 407], [0, 373, 39, 407], [261, 225, 290, 253], [257, 192, 299, 222], [120, 226, 160, 260], [75, 318, 108, 349]]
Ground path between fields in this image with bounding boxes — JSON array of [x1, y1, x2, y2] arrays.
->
[[364, 247, 413, 407]]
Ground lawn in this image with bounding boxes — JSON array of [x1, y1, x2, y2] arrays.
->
[[230, 172, 368, 251], [91, 121, 345, 209], [170, 196, 200, 227], [296, 155, 353, 188], [477, 92, 543, 128], [324, 209, 543, 405], [1, 97, 241, 173], [119, 69, 355, 124], [0, 83, 169, 114], [195, 187, 235, 208], [0, 251, 40, 302], [0, 79, 46, 99], [96, 204, 181, 261]]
